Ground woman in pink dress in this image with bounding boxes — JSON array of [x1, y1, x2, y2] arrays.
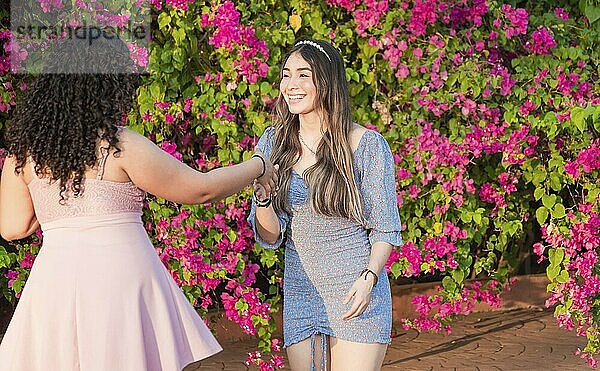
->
[[0, 28, 277, 370]]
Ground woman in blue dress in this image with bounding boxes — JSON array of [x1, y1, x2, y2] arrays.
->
[[249, 39, 402, 370]]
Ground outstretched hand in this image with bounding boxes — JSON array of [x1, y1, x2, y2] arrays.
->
[[341, 273, 375, 320], [254, 149, 278, 196], [253, 179, 270, 202]]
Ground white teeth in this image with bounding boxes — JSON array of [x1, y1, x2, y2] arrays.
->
[[288, 95, 305, 101]]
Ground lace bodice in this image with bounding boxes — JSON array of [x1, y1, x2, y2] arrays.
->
[[28, 178, 145, 225]]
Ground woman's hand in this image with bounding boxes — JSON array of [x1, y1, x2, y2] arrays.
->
[[341, 272, 375, 320], [254, 148, 278, 195], [253, 179, 270, 202]]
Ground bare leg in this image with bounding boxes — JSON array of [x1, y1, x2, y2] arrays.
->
[[286, 334, 331, 370], [329, 337, 387, 371]]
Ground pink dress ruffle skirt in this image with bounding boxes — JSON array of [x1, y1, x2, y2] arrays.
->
[[0, 177, 221, 371]]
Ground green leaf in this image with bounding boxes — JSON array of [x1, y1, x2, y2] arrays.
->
[[269, 285, 278, 295], [547, 264, 561, 281], [308, 12, 325, 35], [548, 248, 565, 266], [260, 82, 272, 94], [536, 207, 549, 225], [227, 229, 237, 242], [235, 300, 249, 311], [258, 327, 266, 337], [503, 109, 516, 124], [149, 82, 164, 101], [586, 187, 600, 203], [390, 262, 402, 278], [505, 221, 521, 237], [217, 148, 231, 162], [172, 28, 186, 45], [550, 173, 562, 192], [585, 5, 600, 24], [460, 211, 472, 223], [552, 203, 566, 219], [556, 269, 570, 284], [237, 81, 248, 95], [532, 170, 547, 185], [571, 107, 588, 133], [534, 187, 545, 201], [158, 13, 171, 30], [542, 194, 556, 209], [451, 269, 465, 284], [442, 276, 457, 292]]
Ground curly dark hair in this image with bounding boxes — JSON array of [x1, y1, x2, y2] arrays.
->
[[5, 27, 140, 202]]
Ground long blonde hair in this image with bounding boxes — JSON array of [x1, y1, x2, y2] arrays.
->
[[270, 40, 364, 223]]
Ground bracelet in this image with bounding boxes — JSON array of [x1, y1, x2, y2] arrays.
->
[[360, 268, 378, 287], [254, 194, 272, 208], [252, 154, 266, 178]]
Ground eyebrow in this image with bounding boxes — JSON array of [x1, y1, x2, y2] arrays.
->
[[282, 67, 312, 72]]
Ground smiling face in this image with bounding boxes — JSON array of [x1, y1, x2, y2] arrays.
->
[[279, 52, 319, 116]]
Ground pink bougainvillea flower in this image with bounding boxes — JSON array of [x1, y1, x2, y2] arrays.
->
[[525, 27, 557, 55]]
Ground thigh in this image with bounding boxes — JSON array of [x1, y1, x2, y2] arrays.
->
[[329, 337, 387, 371], [286, 334, 331, 371]]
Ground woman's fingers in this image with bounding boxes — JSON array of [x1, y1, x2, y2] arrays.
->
[[256, 177, 272, 194], [354, 302, 368, 318], [255, 162, 279, 198], [345, 300, 369, 320], [342, 282, 372, 320], [343, 287, 356, 304], [255, 187, 267, 200], [342, 285, 360, 320], [341, 297, 363, 320], [253, 179, 272, 201]]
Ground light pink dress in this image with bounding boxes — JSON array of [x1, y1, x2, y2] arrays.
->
[[0, 151, 222, 370]]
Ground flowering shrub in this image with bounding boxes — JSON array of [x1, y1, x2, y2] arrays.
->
[[534, 140, 600, 368], [1, 0, 599, 369]]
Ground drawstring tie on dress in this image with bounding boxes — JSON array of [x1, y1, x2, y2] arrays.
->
[[310, 332, 327, 371]]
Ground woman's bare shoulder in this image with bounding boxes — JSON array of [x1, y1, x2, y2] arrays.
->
[[114, 127, 155, 155], [117, 126, 145, 144], [349, 123, 368, 152]]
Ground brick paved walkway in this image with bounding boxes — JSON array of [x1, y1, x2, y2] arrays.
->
[[186, 308, 587, 371]]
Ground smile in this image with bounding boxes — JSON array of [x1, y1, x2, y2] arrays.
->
[[287, 94, 306, 102]]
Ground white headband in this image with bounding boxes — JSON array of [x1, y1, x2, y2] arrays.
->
[[295, 40, 331, 62]]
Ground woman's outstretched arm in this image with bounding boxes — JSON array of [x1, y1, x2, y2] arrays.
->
[[118, 128, 276, 205]]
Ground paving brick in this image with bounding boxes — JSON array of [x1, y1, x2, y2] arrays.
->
[[189, 309, 588, 370], [0, 308, 587, 370]]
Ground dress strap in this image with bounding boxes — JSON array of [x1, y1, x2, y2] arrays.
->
[[28, 160, 40, 182], [96, 146, 110, 180]]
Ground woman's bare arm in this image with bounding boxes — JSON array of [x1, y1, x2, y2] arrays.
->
[[117, 128, 275, 204], [0, 156, 38, 241]]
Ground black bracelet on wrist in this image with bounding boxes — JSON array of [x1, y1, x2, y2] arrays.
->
[[252, 154, 266, 178], [254, 194, 272, 208], [360, 268, 378, 287]]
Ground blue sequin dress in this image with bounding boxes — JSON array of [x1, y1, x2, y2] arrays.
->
[[249, 127, 402, 353]]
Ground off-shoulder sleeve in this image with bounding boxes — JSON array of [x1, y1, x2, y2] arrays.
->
[[247, 127, 289, 249], [358, 130, 403, 247]]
